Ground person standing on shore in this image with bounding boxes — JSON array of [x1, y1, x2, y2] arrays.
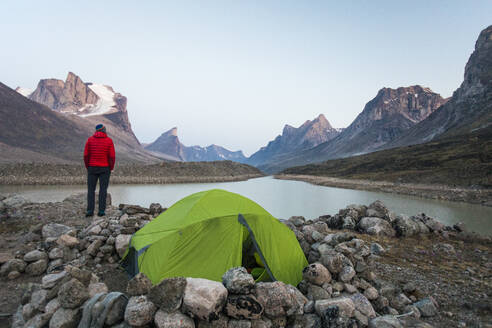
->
[[84, 124, 115, 217]]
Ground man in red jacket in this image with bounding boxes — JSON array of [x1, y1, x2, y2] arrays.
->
[[84, 124, 115, 217]]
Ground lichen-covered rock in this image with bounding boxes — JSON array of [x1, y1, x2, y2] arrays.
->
[[339, 266, 356, 282], [222, 267, 255, 294], [225, 294, 263, 320], [302, 263, 331, 286], [394, 215, 421, 237], [124, 295, 157, 326], [254, 281, 306, 319], [149, 276, 187, 311], [357, 217, 395, 236], [320, 253, 344, 274], [58, 279, 89, 309], [154, 309, 195, 328], [88, 282, 109, 298], [348, 293, 376, 318], [182, 278, 228, 322], [127, 272, 153, 296], [49, 307, 81, 328], [314, 297, 355, 318]]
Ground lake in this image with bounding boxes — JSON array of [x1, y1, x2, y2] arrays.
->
[[1, 176, 491, 235]]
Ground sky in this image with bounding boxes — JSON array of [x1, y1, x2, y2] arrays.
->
[[1, 1, 491, 156]]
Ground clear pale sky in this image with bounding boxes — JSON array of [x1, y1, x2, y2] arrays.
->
[[2, 1, 491, 156]]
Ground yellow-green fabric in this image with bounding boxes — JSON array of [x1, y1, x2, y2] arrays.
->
[[122, 189, 307, 286]]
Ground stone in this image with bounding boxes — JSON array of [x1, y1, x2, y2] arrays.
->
[[58, 279, 89, 309], [124, 295, 157, 326], [403, 282, 417, 294], [149, 203, 164, 215], [155, 309, 195, 328], [64, 265, 92, 285], [119, 203, 150, 215], [432, 243, 456, 257], [49, 307, 81, 328], [348, 293, 376, 318], [183, 278, 228, 321], [222, 267, 255, 294], [370, 243, 385, 255], [344, 283, 357, 294], [307, 284, 331, 301], [89, 282, 109, 297], [254, 281, 306, 318], [394, 215, 421, 237], [197, 314, 230, 328], [320, 253, 344, 274], [105, 293, 128, 325], [354, 310, 368, 326], [0, 252, 12, 264], [88, 224, 102, 235], [149, 276, 187, 311], [225, 294, 263, 320], [87, 239, 104, 256], [57, 234, 79, 248], [127, 272, 153, 296], [49, 248, 64, 260], [368, 315, 402, 328], [42, 271, 68, 289], [367, 200, 389, 219], [390, 293, 412, 312], [314, 297, 355, 318], [364, 287, 379, 300], [26, 259, 48, 276], [339, 266, 356, 282], [228, 320, 251, 328], [115, 234, 132, 257], [357, 217, 395, 236], [23, 303, 37, 320], [8, 270, 21, 279], [0, 258, 27, 275], [24, 250, 48, 262], [302, 263, 331, 286], [31, 289, 48, 311], [25, 313, 51, 328], [11, 305, 25, 328], [47, 259, 64, 273], [413, 297, 438, 317], [45, 298, 61, 316], [42, 224, 71, 239]]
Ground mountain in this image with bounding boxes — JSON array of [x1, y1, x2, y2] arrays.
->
[[20, 72, 136, 138], [145, 127, 247, 162], [247, 114, 341, 167], [0, 82, 159, 164], [387, 25, 492, 148], [260, 86, 446, 173]]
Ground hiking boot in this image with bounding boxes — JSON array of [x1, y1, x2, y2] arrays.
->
[[97, 211, 106, 217], [85, 211, 94, 217]]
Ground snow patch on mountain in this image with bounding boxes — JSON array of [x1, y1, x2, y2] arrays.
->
[[80, 84, 117, 117], [15, 87, 33, 98]]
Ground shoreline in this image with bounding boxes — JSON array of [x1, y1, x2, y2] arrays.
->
[[275, 174, 492, 207], [0, 173, 264, 186]]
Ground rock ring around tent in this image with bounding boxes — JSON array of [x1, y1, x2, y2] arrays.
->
[[121, 189, 308, 286]]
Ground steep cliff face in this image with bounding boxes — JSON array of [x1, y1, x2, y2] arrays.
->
[[389, 25, 492, 147], [247, 114, 340, 167], [22, 72, 136, 138], [145, 127, 247, 162]]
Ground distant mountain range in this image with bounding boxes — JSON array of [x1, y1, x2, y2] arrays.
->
[[145, 127, 247, 162]]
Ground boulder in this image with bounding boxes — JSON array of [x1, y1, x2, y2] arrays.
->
[[49, 307, 81, 328], [390, 293, 412, 312], [127, 272, 153, 296], [124, 295, 157, 326], [320, 253, 344, 274], [315, 297, 355, 318], [225, 294, 263, 320], [31, 289, 48, 311], [87, 239, 104, 256], [89, 282, 109, 298], [393, 215, 420, 237], [302, 263, 331, 286], [42, 271, 68, 289], [339, 266, 356, 282], [148, 277, 187, 311], [24, 250, 48, 262], [115, 234, 132, 257], [413, 297, 438, 317], [26, 259, 48, 276], [182, 278, 228, 321], [42, 224, 71, 239], [222, 267, 255, 294], [357, 217, 395, 236], [307, 284, 331, 301], [348, 293, 376, 318], [58, 279, 89, 309], [45, 298, 61, 316], [370, 243, 385, 255], [366, 200, 389, 219], [104, 293, 128, 326], [155, 309, 195, 328], [368, 315, 402, 328], [57, 234, 79, 248], [254, 281, 306, 318]]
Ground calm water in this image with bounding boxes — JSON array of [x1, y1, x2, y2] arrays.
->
[[1, 176, 491, 235]]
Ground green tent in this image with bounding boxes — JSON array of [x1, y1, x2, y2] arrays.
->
[[121, 189, 308, 286]]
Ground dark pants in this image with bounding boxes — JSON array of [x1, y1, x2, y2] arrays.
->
[[87, 166, 111, 214]]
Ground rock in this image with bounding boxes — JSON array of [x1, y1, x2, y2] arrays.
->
[[23, 303, 37, 320], [127, 272, 153, 296], [302, 263, 331, 286], [24, 250, 48, 262], [339, 266, 356, 282], [89, 282, 109, 297], [403, 282, 416, 294], [357, 217, 395, 236], [307, 284, 331, 301], [49, 248, 64, 260], [344, 283, 357, 294], [0, 252, 12, 264], [403, 304, 421, 318], [0, 258, 27, 275], [390, 293, 412, 312], [49, 307, 81, 328], [47, 259, 64, 273], [11, 305, 25, 328], [254, 281, 306, 318], [124, 295, 157, 326], [225, 294, 263, 320], [368, 315, 402, 328], [367, 200, 389, 219], [314, 297, 355, 317], [104, 293, 128, 325], [45, 298, 61, 315], [58, 279, 89, 309], [228, 320, 251, 328], [364, 287, 379, 300], [432, 243, 456, 257], [320, 253, 344, 274], [87, 239, 104, 256], [155, 309, 195, 328], [115, 234, 132, 257], [413, 297, 438, 317], [149, 276, 187, 311], [26, 259, 48, 276], [64, 266, 92, 285], [3, 195, 28, 207], [394, 215, 420, 237], [31, 289, 48, 311], [24, 313, 51, 328], [370, 243, 385, 255], [119, 203, 150, 215], [183, 278, 228, 321], [42, 224, 71, 239], [57, 234, 79, 248], [348, 293, 376, 318], [42, 271, 68, 289], [197, 314, 230, 328], [222, 267, 255, 294], [8, 270, 21, 279]]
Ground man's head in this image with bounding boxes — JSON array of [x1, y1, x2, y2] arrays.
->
[[95, 124, 106, 133]]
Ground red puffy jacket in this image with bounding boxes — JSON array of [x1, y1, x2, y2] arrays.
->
[[83, 131, 116, 170]]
